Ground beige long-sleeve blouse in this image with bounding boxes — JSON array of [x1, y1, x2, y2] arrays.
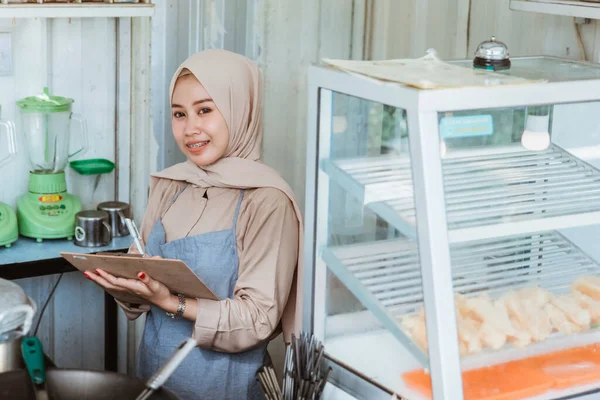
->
[[118, 178, 299, 353]]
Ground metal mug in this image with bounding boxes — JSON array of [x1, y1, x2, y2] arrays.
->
[[97, 201, 131, 238], [74, 210, 112, 247]]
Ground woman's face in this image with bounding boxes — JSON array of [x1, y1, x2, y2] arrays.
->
[[171, 74, 229, 167]]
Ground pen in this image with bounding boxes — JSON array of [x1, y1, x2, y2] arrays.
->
[[125, 218, 146, 256]]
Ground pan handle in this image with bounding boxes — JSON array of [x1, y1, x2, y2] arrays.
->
[[102, 220, 112, 242], [117, 210, 129, 235], [136, 338, 198, 400]]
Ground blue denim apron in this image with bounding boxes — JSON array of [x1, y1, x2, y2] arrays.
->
[[136, 188, 267, 400]]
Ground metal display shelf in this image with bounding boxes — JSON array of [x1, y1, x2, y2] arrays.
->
[[0, 2, 154, 18], [322, 145, 600, 243], [510, 0, 600, 19], [322, 231, 600, 368]]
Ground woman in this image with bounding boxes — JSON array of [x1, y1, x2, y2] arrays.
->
[[84, 49, 304, 400]]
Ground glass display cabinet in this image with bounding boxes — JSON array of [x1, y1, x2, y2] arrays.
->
[[303, 56, 600, 400]]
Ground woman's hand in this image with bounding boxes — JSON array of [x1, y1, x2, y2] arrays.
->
[[84, 262, 177, 312]]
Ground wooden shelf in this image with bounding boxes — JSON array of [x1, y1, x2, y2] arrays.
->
[[510, 0, 600, 19], [0, 3, 154, 18]]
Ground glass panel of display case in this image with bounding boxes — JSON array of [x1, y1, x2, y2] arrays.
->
[[316, 90, 430, 396]]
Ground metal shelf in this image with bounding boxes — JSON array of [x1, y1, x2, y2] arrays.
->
[[322, 231, 600, 367], [322, 145, 600, 243], [510, 0, 600, 19], [0, 3, 154, 18]]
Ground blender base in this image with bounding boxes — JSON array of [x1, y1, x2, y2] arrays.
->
[[0, 202, 18, 248], [17, 191, 81, 242]]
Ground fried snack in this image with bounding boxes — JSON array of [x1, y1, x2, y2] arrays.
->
[[544, 303, 582, 336], [550, 295, 591, 328], [456, 313, 482, 354], [504, 290, 552, 342], [464, 294, 516, 337], [496, 298, 532, 348], [572, 289, 600, 324], [519, 286, 551, 308], [479, 322, 507, 350], [572, 277, 600, 301]]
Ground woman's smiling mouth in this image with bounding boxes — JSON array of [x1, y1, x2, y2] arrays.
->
[[186, 140, 210, 152]]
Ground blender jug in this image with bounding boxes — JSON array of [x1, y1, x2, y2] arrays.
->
[[17, 87, 87, 173], [0, 105, 18, 248], [15, 88, 88, 242]]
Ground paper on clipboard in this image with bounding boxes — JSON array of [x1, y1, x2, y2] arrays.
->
[[60, 252, 218, 305]]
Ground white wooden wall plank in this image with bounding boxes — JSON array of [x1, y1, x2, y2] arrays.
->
[[224, 0, 247, 54], [367, 0, 470, 60], [319, 0, 354, 59], [591, 21, 600, 63], [0, 19, 48, 208], [117, 17, 132, 203], [130, 16, 154, 224], [469, 0, 547, 56], [366, 0, 392, 60], [48, 18, 86, 369], [351, 0, 367, 60], [118, 16, 134, 377], [49, 17, 114, 370], [14, 275, 58, 361]]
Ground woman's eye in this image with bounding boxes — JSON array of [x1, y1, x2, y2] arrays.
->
[[173, 111, 185, 118], [198, 107, 211, 115]]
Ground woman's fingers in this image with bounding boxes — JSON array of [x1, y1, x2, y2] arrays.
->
[[95, 268, 130, 287], [137, 271, 162, 293], [92, 269, 151, 297], [84, 271, 125, 292]]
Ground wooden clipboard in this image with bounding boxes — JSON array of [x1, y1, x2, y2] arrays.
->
[[60, 252, 218, 305]]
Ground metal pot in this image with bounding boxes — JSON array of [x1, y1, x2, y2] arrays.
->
[[74, 210, 112, 247], [0, 369, 178, 400], [0, 332, 24, 373], [0, 279, 35, 374], [97, 201, 131, 238]]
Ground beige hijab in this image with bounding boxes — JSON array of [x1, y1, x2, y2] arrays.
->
[[152, 49, 303, 344]]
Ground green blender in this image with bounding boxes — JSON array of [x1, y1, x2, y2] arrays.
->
[[0, 105, 18, 247], [16, 88, 88, 242]]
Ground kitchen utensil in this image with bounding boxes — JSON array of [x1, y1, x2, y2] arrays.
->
[[69, 158, 115, 196], [0, 104, 18, 248], [258, 331, 331, 400], [473, 36, 511, 72], [97, 201, 130, 238], [136, 337, 198, 400], [15, 87, 88, 242], [74, 210, 111, 247], [21, 336, 48, 400], [69, 158, 115, 176]]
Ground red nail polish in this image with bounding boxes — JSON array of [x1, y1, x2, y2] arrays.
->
[[84, 272, 91, 280], [95, 269, 101, 274], [138, 272, 146, 279]]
